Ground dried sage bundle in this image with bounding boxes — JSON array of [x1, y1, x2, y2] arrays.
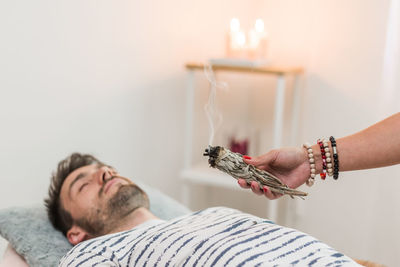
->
[[204, 146, 307, 198]]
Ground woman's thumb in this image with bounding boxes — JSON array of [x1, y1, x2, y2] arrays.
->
[[243, 151, 276, 167], [243, 155, 258, 166]]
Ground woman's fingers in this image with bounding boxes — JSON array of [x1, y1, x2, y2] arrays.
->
[[238, 179, 284, 199], [237, 179, 251, 188], [250, 181, 263, 195], [262, 186, 283, 200]]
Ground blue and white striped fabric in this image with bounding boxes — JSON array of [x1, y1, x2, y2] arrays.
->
[[59, 207, 360, 267]]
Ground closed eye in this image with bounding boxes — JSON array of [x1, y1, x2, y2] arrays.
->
[[79, 183, 89, 192]]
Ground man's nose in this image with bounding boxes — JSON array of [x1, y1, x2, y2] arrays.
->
[[98, 167, 113, 184]]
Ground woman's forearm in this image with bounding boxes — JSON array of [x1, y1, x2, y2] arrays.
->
[[312, 112, 400, 173]]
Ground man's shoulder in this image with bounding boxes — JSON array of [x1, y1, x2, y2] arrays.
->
[[71, 220, 163, 251], [62, 232, 119, 258], [59, 226, 149, 266]]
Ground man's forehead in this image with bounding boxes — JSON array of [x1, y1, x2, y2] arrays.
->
[[61, 164, 99, 198], [66, 164, 99, 183]]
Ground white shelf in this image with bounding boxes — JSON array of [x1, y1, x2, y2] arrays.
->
[[209, 58, 269, 68], [180, 163, 240, 190]]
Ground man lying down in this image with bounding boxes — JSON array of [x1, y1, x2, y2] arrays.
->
[[45, 153, 361, 266]]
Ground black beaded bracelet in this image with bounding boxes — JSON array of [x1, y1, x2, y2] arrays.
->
[[329, 136, 339, 180]]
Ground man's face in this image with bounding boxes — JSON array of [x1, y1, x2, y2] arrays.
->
[[60, 164, 149, 237]]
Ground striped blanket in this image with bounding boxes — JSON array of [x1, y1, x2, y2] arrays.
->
[[59, 207, 360, 266]]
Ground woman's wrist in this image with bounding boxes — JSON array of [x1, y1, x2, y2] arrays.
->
[[304, 139, 338, 183]]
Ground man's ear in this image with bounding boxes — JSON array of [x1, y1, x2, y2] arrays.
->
[[67, 225, 91, 245]]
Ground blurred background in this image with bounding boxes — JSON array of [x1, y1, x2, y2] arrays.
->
[[0, 0, 399, 266]]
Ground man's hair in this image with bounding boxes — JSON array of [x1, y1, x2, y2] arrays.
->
[[44, 153, 106, 235]]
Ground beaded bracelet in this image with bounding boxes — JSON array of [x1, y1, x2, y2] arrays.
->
[[317, 139, 327, 180], [330, 136, 339, 179], [303, 142, 316, 186], [323, 138, 333, 176]]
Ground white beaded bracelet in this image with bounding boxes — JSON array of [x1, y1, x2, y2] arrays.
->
[[322, 138, 334, 176], [303, 142, 316, 186]]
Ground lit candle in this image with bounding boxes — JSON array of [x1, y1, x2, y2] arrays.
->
[[252, 18, 268, 59], [226, 18, 268, 60], [229, 18, 246, 50]]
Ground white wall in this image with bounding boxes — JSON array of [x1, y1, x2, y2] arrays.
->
[[0, 0, 258, 255], [1, 1, 399, 266]]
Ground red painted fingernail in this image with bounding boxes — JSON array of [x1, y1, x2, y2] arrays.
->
[[263, 187, 268, 193], [237, 180, 241, 185], [243, 155, 252, 160]]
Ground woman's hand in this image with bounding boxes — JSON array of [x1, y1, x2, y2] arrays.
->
[[238, 147, 311, 199]]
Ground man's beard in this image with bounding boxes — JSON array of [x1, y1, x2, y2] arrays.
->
[[75, 181, 149, 236]]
